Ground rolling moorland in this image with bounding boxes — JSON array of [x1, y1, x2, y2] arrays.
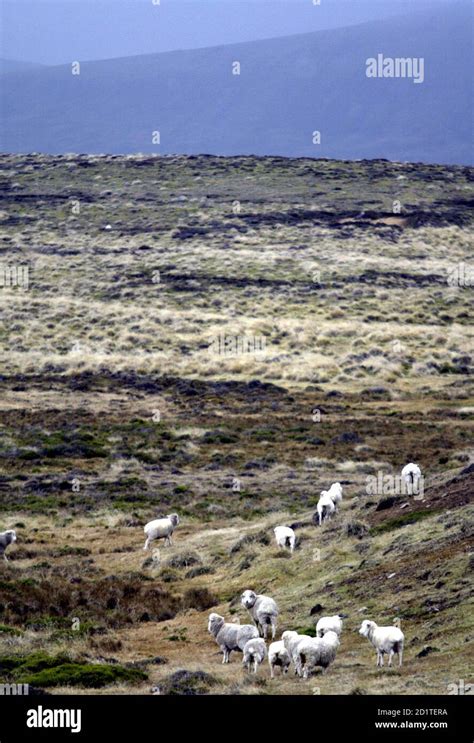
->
[[0, 153, 473, 695]]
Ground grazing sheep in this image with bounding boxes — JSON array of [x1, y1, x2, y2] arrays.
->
[[242, 638, 267, 674], [327, 482, 343, 508], [316, 492, 336, 526], [401, 463, 422, 494], [274, 526, 295, 553], [316, 614, 343, 638], [268, 640, 291, 678], [207, 613, 259, 664], [282, 630, 313, 677], [241, 590, 279, 640], [359, 619, 405, 667], [0, 530, 17, 562], [143, 514, 180, 550], [297, 630, 340, 678]]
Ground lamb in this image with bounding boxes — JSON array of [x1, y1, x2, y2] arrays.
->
[[282, 630, 313, 677], [268, 640, 291, 678], [143, 514, 179, 550], [242, 638, 267, 674], [0, 530, 17, 562], [401, 463, 422, 495], [327, 482, 343, 508], [316, 491, 336, 526], [296, 630, 340, 678], [359, 619, 405, 667], [241, 590, 279, 640], [207, 613, 259, 664], [273, 525, 295, 553], [316, 614, 343, 638]]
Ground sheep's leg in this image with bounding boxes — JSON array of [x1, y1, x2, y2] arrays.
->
[[271, 618, 276, 640], [143, 538, 150, 551], [254, 660, 258, 674], [399, 648, 403, 667], [3, 553, 8, 563], [270, 664, 275, 679], [388, 650, 394, 667]]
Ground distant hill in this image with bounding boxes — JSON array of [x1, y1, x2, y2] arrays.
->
[[0, 3, 472, 163]]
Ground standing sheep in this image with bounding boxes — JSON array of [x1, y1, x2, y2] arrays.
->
[[359, 619, 405, 667], [282, 630, 313, 677], [297, 630, 340, 678], [207, 613, 258, 664], [241, 590, 279, 640], [242, 638, 267, 674], [316, 614, 343, 638], [327, 482, 343, 508], [268, 640, 291, 678], [0, 530, 17, 562], [143, 514, 180, 550], [316, 492, 335, 526], [273, 526, 295, 553], [401, 463, 422, 495]]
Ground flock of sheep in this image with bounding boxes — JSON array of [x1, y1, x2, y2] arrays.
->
[[207, 594, 404, 679], [0, 463, 421, 680]]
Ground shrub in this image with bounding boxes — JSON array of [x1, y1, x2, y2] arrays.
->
[[19, 663, 147, 688], [160, 670, 219, 696]]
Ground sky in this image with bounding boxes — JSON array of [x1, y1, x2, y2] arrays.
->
[[1, 0, 454, 66]]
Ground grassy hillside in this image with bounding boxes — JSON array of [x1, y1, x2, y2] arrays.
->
[[0, 153, 472, 695]]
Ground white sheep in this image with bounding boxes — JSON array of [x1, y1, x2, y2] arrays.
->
[[242, 638, 267, 674], [207, 613, 259, 664], [274, 526, 295, 553], [268, 640, 291, 678], [327, 482, 343, 508], [241, 590, 279, 640], [316, 614, 343, 638], [401, 463, 422, 495], [296, 630, 340, 678], [316, 491, 335, 526], [359, 619, 405, 667], [282, 630, 313, 677], [143, 514, 179, 550], [0, 530, 17, 562]]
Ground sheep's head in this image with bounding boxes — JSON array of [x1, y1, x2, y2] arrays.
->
[[281, 630, 298, 649], [241, 590, 257, 609], [208, 613, 224, 635], [167, 514, 180, 527], [5, 530, 17, 544], [359, 620, 375, 637]]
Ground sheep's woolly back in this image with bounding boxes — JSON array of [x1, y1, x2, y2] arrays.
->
[[268, 641, 290, 666], [242, 638, 267, 662]]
